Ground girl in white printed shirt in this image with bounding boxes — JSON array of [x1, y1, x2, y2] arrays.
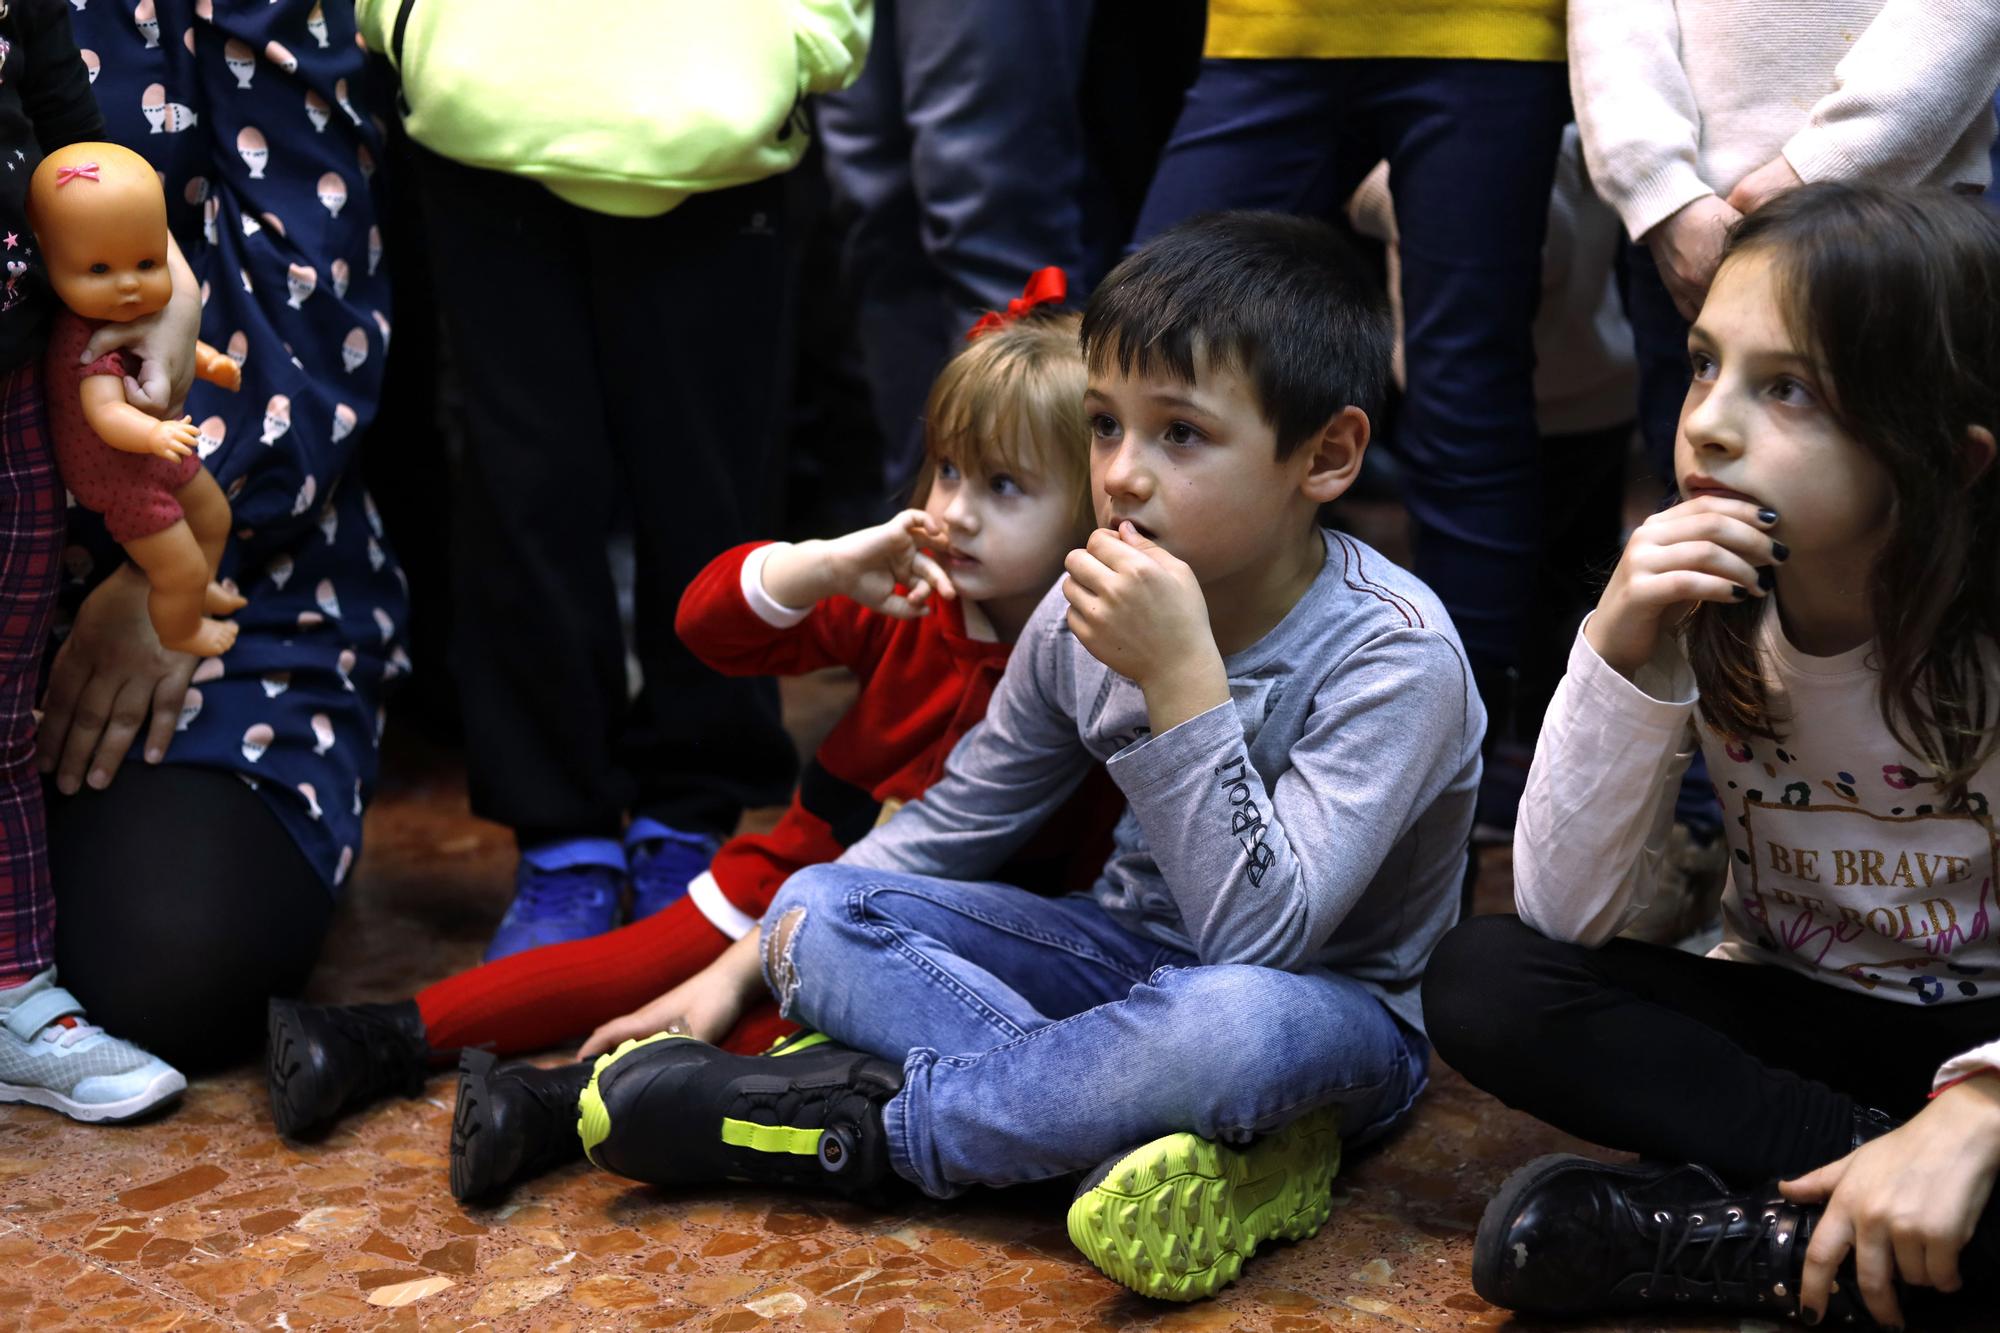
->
[[1423, 183, 2000, 1329]]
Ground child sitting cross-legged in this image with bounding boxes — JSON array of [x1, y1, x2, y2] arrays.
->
[[265, 291, 1096, 1202], [542, 212, 1485, 1301], [1424, 184, 2000, 1329]]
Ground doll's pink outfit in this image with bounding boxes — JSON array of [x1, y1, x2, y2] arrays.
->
[[44, 310, 200, 543]]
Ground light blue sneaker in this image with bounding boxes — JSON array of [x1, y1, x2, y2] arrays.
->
[[625, 819, 721, 922], [483, 838, 624, 962], [0, 969, 186, 1123]]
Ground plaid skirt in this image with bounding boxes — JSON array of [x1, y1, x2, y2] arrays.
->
[[0, 361, 60, 982]]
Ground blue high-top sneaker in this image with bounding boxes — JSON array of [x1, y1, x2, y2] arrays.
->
[[624, 818, 721, 922], [484, 838, 625, 962]]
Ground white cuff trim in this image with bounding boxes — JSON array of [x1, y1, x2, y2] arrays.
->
[[688, 870, 760, 940], [741, 544, 813, 628], [1935, 1040, 2000, 1093]]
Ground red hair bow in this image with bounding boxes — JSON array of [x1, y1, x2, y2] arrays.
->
[[965, 266, 1067, 341], [54, 163, 101, 186]]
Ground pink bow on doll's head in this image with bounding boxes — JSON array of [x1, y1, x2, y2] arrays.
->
[[54, 163, 101, 186], [966, 267, 1068, 341]]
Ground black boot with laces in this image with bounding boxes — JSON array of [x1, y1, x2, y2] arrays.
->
[[1473, 1153, 1879, 1326], [450, 1050, 593, 1203], [266, 997, 430, 1139]]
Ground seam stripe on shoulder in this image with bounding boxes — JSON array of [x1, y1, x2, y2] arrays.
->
[[1333, 532, 1423, 629]]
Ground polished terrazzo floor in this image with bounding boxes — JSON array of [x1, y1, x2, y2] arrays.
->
[[0, 674, 1900, 1331]]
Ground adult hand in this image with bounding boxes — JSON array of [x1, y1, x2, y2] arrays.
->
[[1584, 495, 1781, 678], [1725, 155, 1805, 217], [1644, 195, 1743, 321], [1784, 1075, 2000, 1328], [81, 235, 202, 415], [36, 563, 199, 794]]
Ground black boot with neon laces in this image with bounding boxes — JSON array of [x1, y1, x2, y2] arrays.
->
[[578, 1030, 903, 1196]]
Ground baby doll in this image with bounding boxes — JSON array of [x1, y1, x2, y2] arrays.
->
[[28, 142, 243, 656]]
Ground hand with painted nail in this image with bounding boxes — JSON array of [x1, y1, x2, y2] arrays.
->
[[1784, 1074, 2000, 1328], [759, 509, 956, 621], [1584, 494, 1785, 679]]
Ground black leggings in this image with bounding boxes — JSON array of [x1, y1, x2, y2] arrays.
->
[[1424, 914, 2000, 1273], [46, 764, 331, 1074]]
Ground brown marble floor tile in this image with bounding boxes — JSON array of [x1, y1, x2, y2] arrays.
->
[[0, 689, 1987, 1331]]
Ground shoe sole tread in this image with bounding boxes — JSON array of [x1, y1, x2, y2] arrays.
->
[[449, 1051, 500, 1203], [1067, 1106, 1341, 1302], [265, 998, 324, 1139]]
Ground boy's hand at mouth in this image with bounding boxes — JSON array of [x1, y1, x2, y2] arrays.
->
[[1063, 522, 1229, 732]]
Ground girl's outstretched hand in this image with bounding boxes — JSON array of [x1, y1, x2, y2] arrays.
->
[[1584, 495, 1783, 678], [760, 509, 956, 620], [1784, 1075, 2000, 1328]]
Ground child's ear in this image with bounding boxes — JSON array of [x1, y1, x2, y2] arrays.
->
[[1966, 425, 1996, 482], [1297, 406, 1369, 505]]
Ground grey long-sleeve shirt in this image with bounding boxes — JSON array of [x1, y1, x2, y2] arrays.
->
[[841, 529, 1484, 1033]]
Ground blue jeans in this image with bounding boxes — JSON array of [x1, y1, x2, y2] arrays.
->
[[817, 0, 1102, 489], [1132, 57, 1570, 723], [765, 865, 1429, 1199]]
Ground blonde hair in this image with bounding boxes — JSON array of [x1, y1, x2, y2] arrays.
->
[[915, 308, 1091, 527]]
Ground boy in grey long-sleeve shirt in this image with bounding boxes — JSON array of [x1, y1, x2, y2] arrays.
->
[[570, 212, 1485, 1303]]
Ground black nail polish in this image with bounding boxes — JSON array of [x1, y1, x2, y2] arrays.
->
[[1732, 584, 1749, 599], [1757, 507, 1779, 524], [1772, 540, 1790, 561], [1802, 1308, 1822, 1327], [1757, 566, 1775, 591]]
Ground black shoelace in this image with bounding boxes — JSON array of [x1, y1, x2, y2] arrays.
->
[[515, 1066, 592, 1168], [322, 1005, 427, 1103], [1643, 1202, 1790, 1308]]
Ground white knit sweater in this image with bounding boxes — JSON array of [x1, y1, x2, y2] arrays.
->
[[1570, 0, 2000, 241]]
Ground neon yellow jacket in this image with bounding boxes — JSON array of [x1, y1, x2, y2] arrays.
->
[[1204, 0, 1565, 62], [355, 0, 871, 216]]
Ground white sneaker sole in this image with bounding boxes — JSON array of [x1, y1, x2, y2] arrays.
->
[[0, 1067, 187, 1123]]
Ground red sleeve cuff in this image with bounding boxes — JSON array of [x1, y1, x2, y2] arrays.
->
[[1930, 1068, 2000, 1099]]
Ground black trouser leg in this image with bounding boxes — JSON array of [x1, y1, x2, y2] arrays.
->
[[418, 151, 793, 843], [584, 179, 798, 837], [48, 765, 331, 1073], [1424, 914, 2000, 1180]]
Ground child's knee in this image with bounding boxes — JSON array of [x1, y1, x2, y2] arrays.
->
[[762, 906, 807, 1015], [768, 862, 849, 921]]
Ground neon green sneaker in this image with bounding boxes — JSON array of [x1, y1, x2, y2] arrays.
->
[[576, 1031, 903, 1196], [1066, 1105, 1342, 1301]]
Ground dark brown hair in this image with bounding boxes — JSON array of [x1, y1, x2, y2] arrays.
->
[[1684, 183, 2000, 807], [1079, 211, 1392, 460]]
